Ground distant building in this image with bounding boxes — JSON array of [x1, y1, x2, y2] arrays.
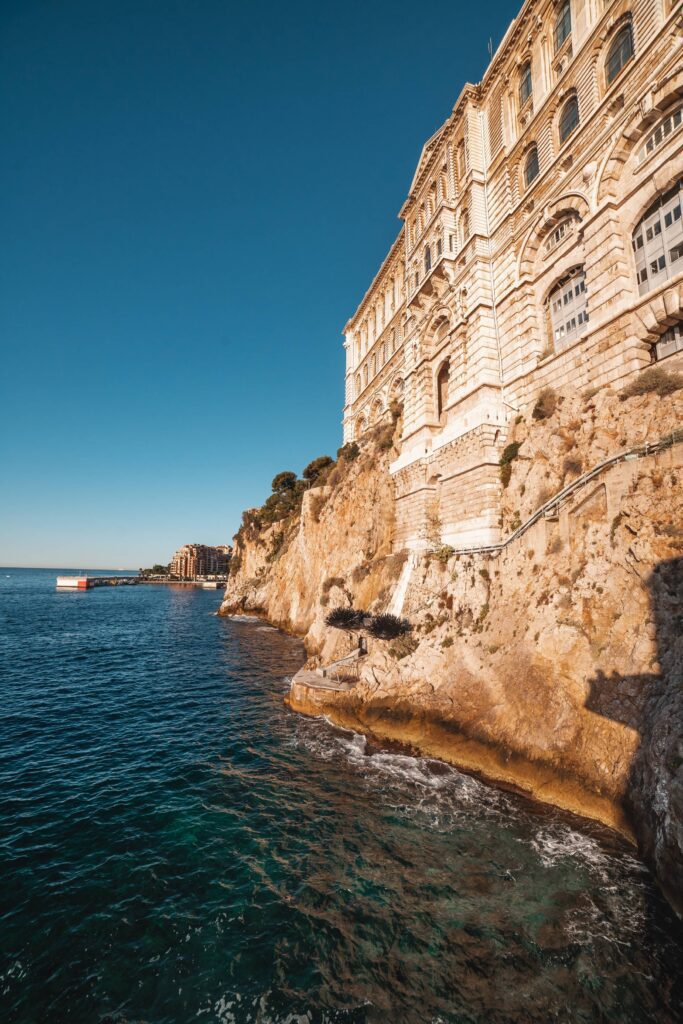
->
[[169, 544, 231, 579]]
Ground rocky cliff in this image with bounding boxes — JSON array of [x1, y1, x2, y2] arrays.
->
[[221, 379, 683, 915]]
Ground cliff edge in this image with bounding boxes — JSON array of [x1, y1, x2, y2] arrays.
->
[[221, 381, 683, 915]]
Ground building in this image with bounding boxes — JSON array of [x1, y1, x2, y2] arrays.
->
[[342, 0, 683, 550], [169, 544, 231, 579]]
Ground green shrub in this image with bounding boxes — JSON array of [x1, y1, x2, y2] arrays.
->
[[499, 441, 522, 487], [272, 471, 297, 492], [441, 636, 454, 649], [532, 386, 558, 420], [619, 367, 683, 401], [431, 544, 455, 564]]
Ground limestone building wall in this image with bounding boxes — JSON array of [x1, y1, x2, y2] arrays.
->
[[343, 0, 683, 550]]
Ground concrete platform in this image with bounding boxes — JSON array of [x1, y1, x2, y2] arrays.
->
[[291, 668, 357, 692]]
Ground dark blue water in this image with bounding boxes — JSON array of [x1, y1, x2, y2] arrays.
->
[[1, 568, 682, 1023]]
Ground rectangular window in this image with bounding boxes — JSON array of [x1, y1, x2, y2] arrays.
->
[[554, 0, 572, 52], [664, 205, 681, 228], [436, 238, 442, 256], [670, 244, 683, 263]]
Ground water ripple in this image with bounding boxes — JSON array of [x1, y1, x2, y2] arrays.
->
[[1, 569, 682, 1024]]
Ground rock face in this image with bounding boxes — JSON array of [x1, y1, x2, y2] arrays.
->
[[221, 387, 683, 916]]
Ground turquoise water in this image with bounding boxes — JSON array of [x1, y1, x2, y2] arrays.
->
[[1, 568, 682, 1023]]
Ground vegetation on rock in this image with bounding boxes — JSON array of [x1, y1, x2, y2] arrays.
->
[[619, 366, 683, 401], [532, 386, 558, 421], [324, 607, 366, 630], [500, 441, 522, 487], [366, 613, 412, 640]]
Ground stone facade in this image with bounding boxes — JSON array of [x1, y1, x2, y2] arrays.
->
[[343, 0, 683, 550]]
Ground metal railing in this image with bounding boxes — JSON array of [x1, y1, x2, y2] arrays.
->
[[444, 429, 683, 559]]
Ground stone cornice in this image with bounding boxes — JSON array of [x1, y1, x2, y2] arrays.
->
[[344, 232, 405, 333]]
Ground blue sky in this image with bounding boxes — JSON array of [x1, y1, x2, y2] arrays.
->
[[1, 0, 516, 568]]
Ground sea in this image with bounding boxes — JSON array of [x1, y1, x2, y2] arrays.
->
[[1, 567, 682, 1024]]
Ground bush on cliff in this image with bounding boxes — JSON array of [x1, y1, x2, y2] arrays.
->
[[337, 442, 360, 462], [303, 455, 335, 485], [325, 607, 366, 630], [367, 613, 413, 640], [532, 386, 558, 421], [272, 471, 297, 492], [619, 366, 683, 401], [499, 441, 522, 487]]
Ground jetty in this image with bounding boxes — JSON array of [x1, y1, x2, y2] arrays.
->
[[55, 576, 226, 590]]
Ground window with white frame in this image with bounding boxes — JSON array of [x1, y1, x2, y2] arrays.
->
[[653, 321, 683, 362], [638, 106, 682, 165], [632, 179, 683, 296], [544, 216, 577, 253], [548, 268, 588, 349]]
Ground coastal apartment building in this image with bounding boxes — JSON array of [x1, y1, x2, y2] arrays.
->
[[342, 0, 683, 550], [169, 544, 231, 579]]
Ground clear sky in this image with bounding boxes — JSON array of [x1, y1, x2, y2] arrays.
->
[[1, 0, 517, 569]]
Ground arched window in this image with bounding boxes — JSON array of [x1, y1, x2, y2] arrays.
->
[[524, 146, 540, 188], [547, 267, 588, 349], [363, 365, 368, 387], [632, 180, 683, 296], [371, 355, 376, 377], [355, 373, 361, 397], [519, 62, 532, 107], [380, 343, 385, 364], [554, 0, 572, 52], [391, 327, 396, 353], [424, 245, 432, 273], [436, 361, 450, 421], [606, 23, 633, 86], [559, 95, 579, 145]]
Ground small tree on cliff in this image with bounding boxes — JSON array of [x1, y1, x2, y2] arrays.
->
[[366, 614, 412, 640], [272, 471, 297, 492], [303, 456, 334, 485], [325, 607, 366, 631]]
